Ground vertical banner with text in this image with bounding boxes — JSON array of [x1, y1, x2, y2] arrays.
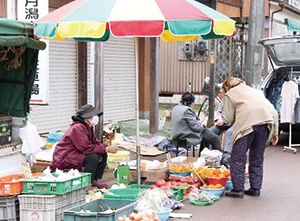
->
[[18, 0, 49, 104]]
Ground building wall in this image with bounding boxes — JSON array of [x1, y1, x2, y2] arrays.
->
[[0, 0, 7, 17], [159, 40, 210, 95], [218, 0, 270, 18]]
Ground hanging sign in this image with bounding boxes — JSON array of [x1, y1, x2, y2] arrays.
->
[[17, 0, 49, 104]]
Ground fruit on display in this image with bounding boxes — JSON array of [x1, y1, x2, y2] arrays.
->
[[192, 167, 231, 180], [170, 165, 191, 173], [117, 211, 161, 221], [156, 179, 166, 187], [202, 184, 223, 189]]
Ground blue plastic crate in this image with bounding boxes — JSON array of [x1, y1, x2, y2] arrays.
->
[[64, 199, 135, 221]]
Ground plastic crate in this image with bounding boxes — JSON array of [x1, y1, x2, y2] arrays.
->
[[22, 173, 91, 195], [0, 173, 42, 196], [103, 188, 145, 200], [0, 195, 19, 221], [18, 188, 86, 221], [64, 199, 135, 221], [127, 184, 151, 189]]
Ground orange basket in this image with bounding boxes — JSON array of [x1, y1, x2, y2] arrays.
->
[[0, 173, 42, 196]]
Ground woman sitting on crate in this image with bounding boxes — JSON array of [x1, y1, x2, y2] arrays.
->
[[50, 104, 118, 190]]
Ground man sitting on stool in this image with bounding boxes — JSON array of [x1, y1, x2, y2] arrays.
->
[[171, 92, 222, 154]]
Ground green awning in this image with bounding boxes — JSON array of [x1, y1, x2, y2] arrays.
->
[[0, 18, 46, 50], [0, 19, 44, 117], [0, 36, 46, 50], [285, 18, 300, 33]]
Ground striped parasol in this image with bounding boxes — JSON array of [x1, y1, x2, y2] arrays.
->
[[34, 0, 236, 42]]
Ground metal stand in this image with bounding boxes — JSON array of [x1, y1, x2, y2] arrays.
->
[[283, 123, 299, 154]]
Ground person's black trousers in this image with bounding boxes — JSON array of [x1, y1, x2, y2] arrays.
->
[[83, 153, 107, 181]]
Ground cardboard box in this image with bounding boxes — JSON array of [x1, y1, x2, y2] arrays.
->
[[130, 168, 168, 184], [31, 160, 52, 173], [0, 115, 12, 145]]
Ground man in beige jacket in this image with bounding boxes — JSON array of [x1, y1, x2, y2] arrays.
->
[[221, 77, 278, 198]]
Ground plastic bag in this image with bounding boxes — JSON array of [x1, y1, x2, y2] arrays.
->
[[200, 148, 222, 167], [19, 121, 44, 164]]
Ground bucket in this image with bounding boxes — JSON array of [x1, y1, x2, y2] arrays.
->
[[12, 117, 26, 141]]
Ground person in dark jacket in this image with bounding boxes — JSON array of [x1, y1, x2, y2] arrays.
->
[[171, 92, 221, 152], [50, 104, 118, 190]]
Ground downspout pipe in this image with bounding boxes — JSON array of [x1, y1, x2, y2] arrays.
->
[[271, 2, 285, 36]]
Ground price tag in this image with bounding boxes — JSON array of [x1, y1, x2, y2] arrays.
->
[[21, 162, 33, 180]]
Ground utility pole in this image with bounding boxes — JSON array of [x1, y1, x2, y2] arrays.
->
[[207, 0, 217, 128], [245, 0, 266, 88]]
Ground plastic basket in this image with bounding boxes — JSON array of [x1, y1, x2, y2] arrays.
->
[[22, 173, 91, 195], [169, 171, 191, 177], [206, 177, 229, 187], [18, 188, 86, 221], [156, 208, 172, 221], [200, 187, 224, 197], [64, 199, 135, 221], [103, 188, 145, 200], [0, 173, 42, 196], [0, 195, 19, 221]]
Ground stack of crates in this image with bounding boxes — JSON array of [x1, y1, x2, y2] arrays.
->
[[0, 173, 40, 221], [18, 172, 91, 221]]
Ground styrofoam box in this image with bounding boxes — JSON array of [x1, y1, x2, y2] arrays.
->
[[0, 195, 19, 221], [18, 188, 86, 221], [0, 145, 27, 177]]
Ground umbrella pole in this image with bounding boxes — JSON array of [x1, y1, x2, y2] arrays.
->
[[134, 37, 141, 184]]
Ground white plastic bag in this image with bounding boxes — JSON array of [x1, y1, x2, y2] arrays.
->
[[19, 121, 44, 164]]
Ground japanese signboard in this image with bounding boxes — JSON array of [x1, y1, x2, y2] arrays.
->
[[18, 0, 49, 104], [218, 0, 244, 9]]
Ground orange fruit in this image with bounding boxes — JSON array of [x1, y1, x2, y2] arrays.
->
[[213, 169, 222, 176], [223, 170, 231, 177], [170, 166, 177, 172], [215, 184, 222, 189], [218, 174, 225, 178], [177, 166, 183, 172], [212, 175, 217, 178], [183, 166, 191, 172], [208, 184, 214, 189], [202, 184, 208, 189], [207, 170, 214, 177]]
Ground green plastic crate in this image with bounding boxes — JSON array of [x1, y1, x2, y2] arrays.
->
[[127, 184, 151, 189], [103, 188, 145, 200], [22, 173, 91, 195], [64, 199, 135, 221]]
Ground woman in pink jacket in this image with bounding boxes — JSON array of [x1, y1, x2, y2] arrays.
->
[[50, 104, 118, 190]]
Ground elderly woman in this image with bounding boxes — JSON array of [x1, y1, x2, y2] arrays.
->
[[50, 104, 118, 190], [222, 77, 278, 198]]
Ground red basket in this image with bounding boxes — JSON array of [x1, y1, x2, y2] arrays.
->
[[0, 173, 42, 196], [206, 177, 229, 187]]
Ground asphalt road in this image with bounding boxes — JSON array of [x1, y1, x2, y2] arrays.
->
[[102, 133, 300, 221], [169, 133, 300, 221]]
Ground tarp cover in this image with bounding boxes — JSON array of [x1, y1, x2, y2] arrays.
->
[[286, 18, 300, 33], [0, 19, 45, 117]]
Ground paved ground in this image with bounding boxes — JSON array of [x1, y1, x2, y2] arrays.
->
[[101, 132, 300, 221]]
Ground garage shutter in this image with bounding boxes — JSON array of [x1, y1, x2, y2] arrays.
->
[[102, 37, 136, 123], [87, 38, 136, 124], [29, 39, 78, 133]]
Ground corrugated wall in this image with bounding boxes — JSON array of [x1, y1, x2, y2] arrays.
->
[[159, 40, 210, 95]]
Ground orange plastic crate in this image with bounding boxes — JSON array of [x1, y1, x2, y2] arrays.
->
[[0, 173, 41, 196]]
